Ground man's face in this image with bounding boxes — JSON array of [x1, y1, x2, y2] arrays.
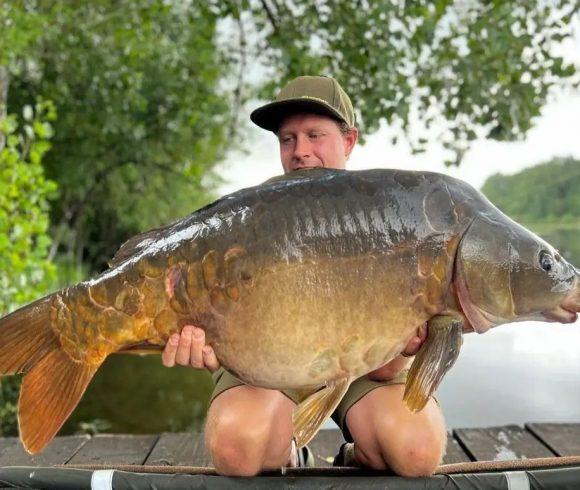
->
[[277, 113, 358, 174]]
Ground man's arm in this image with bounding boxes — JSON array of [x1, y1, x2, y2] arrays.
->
[[367, 324, 426, 381], [161, 325, 220, 372]]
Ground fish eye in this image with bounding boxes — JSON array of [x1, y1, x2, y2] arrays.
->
[[539, 251, 554, 272]]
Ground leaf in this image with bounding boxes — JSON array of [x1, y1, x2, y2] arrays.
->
[[22, 105, 33, 121]]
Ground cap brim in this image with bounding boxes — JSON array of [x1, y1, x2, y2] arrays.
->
[[250, 98, 346, 132]]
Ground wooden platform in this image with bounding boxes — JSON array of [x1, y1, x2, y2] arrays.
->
[[0, 423, 579, 469]]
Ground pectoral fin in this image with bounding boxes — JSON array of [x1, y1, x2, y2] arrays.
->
[[293, 377, 351, 448], [403, 315, 463, 412]]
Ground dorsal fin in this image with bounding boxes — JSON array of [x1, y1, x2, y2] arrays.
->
[[107, 195, 236, 269], [107, 222, 179, 268]]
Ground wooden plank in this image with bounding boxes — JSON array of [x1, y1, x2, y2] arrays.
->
[[0, 438, 19, 461], [111, 429, 473, 468], [144, 432, 203, 466], [0, 435, 89, 466], [67, 434, 159, 465], [308, 430, 344, 467], [306, 430, 472, 467], [442, 433, 471, 464], [190, 432, 212, 467], [526, 423, 580, 456], [146, 430, 345, 468], [454, 425, 556, 461]]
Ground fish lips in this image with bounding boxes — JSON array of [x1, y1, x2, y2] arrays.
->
[[542, 306, 577, 324], [549, 276, 580, 322], [546, 284, 580, 323]]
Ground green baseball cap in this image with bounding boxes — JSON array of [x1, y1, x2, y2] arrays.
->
[[250, 75, 355, 132]]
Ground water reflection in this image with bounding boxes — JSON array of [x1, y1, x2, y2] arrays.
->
[[64, 227, 579, 434], [439, 322, 580, 429], [63, 356, 214, 434]]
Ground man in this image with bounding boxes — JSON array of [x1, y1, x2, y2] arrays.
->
[[161, 76, 447, 477]]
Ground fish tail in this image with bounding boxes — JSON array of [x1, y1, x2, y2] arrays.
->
[[0, 295, 99, 454]]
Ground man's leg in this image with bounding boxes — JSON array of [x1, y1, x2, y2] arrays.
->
[[345, 384, 446, 477], [205, 385, 296, 476]]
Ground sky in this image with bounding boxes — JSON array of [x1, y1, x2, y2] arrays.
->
[[216, 18, 580, 195]]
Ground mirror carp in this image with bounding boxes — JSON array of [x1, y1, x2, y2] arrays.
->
[[0, 168, 578, 454]]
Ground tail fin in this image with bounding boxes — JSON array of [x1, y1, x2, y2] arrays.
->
[[0, 297, 59, 374], [0, 295, 99, 454]]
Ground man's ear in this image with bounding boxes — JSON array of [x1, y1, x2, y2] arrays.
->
[[345, 127, 359, 157]]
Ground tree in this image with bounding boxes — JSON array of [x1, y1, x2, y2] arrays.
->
[[217, 0, 579, 165], [0, 101, 57, 312], [1, 1, 57, 311], [0, 1, 47, 150], [481, 157, 580, 223], [7, 1, 236, 271]]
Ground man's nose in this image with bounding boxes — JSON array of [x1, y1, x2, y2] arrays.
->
[[293, 134, 312, 159]]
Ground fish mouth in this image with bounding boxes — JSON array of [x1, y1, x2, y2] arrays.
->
[[547, 278, 580, 323], [544, 287, 579, 323], [542, 306, 578, 324]]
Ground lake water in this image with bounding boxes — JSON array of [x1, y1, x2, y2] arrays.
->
[[63, 228, 580, 434]]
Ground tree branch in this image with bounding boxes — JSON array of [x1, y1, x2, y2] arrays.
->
[[259, 0, 279, 34], [0, 66, 10, 153]]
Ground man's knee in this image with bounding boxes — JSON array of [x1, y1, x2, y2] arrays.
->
[[204, 387, 294, 476], [377, 428, 445, 477], [358, 419, 446, 477], [346, 385, 447, 477], [205, 410, 269, 476]]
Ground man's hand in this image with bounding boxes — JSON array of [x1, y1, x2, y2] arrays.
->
[[401, 322, 427, 357], [368, 323, 427, 381], [161, 325, 220, 372]]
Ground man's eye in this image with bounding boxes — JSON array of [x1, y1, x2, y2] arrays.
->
[[309, 133, 321, 139]]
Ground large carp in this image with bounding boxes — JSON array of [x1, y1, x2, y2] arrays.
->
[[0, 168, 578, 454]]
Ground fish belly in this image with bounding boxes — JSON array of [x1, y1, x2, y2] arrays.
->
[[211, 253, 428, 389]]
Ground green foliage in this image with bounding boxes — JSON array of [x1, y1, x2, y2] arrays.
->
[[0, 2, 46, 67], [0, 100, 57, 313], [217, 0, 579, 165], [8, 1, 235, 272], [0, 375, 20, 436], [481, 157, 580, 223], [540, 228, 580, 268]]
